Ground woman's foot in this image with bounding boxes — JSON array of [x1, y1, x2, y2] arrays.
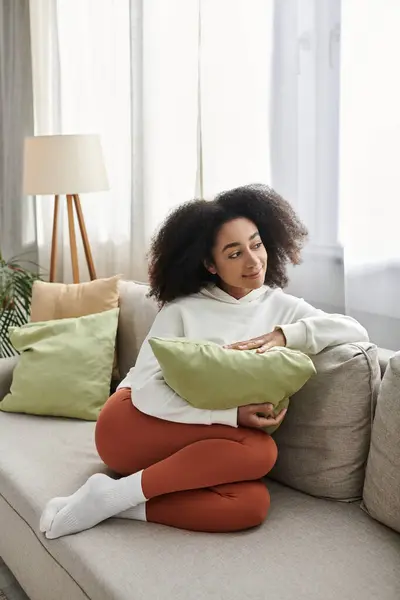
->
[[40, 471, 146, 539]]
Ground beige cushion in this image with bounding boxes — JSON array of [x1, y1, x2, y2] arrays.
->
[[0, 411, 399, 600], [117, 281, 158, 380], [30, 276, 120, 321], [362, 352, 400, 533], [269, 343, 381, 501]]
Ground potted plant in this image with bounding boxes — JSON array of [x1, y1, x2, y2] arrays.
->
[[0, 252, 42, 358]]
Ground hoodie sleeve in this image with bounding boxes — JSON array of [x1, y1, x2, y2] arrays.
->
[[118, 302, 238, 427], [276, 294, 369, 355]]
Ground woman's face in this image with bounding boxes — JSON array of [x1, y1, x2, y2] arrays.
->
[[208, 218, 268, 299]]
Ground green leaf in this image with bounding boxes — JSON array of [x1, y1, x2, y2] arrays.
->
[[0, 252, 43, 358], [0, 310, 18, 356]]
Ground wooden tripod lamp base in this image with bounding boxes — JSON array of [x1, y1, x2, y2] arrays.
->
[[23, 134, 109, 283], [50, 194, 97, 283]]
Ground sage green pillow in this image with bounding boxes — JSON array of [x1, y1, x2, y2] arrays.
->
[[149, 337, 316, 433], [0, 308, 119, 420]]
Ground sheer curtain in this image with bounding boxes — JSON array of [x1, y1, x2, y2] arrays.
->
[[29, 0, 274, 282], [0, 0, 35, 261], [199, 0, 273, 197], [29, 0, 200, 282], [270, 0, 399, 350], [272, 0, 344, 316], [30, 0, 134, 281], [339, 0, 400, 350], [28, 0, 399, 350], [29, 0, 61, 279]]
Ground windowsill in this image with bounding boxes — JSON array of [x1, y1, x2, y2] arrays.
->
[[301, 243, 344, 263]]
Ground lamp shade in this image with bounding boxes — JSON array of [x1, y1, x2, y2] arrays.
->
[[23, 134, 109, 194]]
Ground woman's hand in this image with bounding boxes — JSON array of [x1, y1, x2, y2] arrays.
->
[[224, 329, 287, 354], [238, 403, 288, 429]]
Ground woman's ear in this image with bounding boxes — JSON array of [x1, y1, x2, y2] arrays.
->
[[204, 260, 217, 275]]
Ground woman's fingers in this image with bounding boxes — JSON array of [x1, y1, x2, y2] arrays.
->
[[267, 408, 288, 425], [251, 414, 274, 428], [224, 337, 267, 350], [257, 402, 275, 416], [238, 404, 288, 429], [224, 341, 248, 350], [225, 330, 286, 353], [255, 343, 270, 354], [254, 408, 287, 428]]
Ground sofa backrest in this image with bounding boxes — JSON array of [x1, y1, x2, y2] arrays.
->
[[117, 280, 158, 380]]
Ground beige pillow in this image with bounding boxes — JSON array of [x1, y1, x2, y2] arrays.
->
[[362, 352, 400, 533], [269, 343, 381, 501], [30, 276, 120, 378], [30, 276, 120, 322]]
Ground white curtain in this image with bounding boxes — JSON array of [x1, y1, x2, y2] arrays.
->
[[29, 0, 62, 277], [269, 0, 399, 350], [272, 0, 344, 317], [339, 0, 400, 350], [199, 0, 273, 198], [29, 0, 399, 350], [29, 0, 274, 283], [30, 0, 134, 281], [0, 0, 35, 261]]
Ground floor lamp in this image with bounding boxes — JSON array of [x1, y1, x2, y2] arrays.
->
[[23, 134, 109, 283]]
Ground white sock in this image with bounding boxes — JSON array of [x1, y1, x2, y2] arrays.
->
[[117, 502, 147, 522], [40, 471, 147, 539]]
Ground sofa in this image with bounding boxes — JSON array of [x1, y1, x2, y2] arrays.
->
[[0, 280, 399, 600]]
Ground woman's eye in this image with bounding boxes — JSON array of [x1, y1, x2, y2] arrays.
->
[[229, 252, 241, 259], [253, 242, 263, 249]]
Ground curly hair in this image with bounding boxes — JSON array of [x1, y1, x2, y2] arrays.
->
[[148, 184, 308, 304]]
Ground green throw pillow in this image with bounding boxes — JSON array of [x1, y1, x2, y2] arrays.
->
[[149, 337, 316, 433], [0, 308, 119, 420]]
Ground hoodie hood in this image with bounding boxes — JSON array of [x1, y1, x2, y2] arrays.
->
[[198, 284, 270, 305]]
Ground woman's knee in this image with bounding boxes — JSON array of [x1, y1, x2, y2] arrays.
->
[[95, 388, 133, 470], [239, 481, 271, 529], [245, 431, 278, 479], [263, 434, 278, 473]]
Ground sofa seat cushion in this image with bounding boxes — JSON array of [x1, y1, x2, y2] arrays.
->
[[0, 411, 399, 600]]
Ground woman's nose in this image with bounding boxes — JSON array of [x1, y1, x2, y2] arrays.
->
[[246, 251, 259, 267]]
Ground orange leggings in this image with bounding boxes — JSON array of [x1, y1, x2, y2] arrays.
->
[[95, 388, 278, 533]]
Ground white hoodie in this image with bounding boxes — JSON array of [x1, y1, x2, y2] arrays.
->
[[118, 285, 369, 427]]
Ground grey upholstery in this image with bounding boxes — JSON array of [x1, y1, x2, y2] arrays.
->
[[0, 412, 399, 600], [0, 280, 398, 599]]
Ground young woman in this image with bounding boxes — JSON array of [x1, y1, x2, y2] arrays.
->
[[40, 184, 368, 539]]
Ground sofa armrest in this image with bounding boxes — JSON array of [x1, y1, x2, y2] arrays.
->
[[378, 347, 396, 377], [0, 356, 19, 401]]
